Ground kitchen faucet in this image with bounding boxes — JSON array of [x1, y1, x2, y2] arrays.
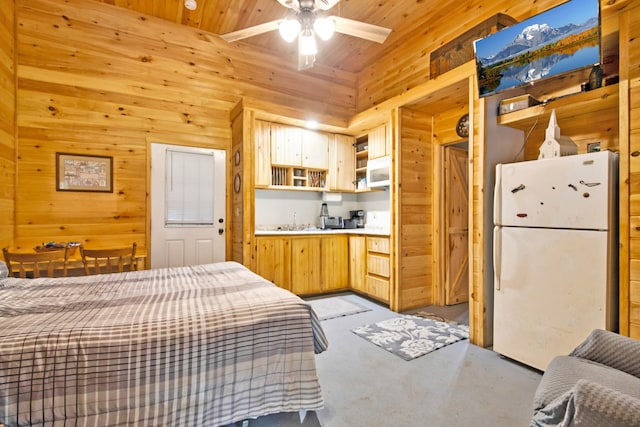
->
[[292, 212, 296, 230]]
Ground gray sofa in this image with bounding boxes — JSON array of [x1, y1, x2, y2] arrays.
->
[[531, 329, 640, 426]]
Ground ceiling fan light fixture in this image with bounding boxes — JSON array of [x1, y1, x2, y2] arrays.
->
[[299, 31, 318, 56], [184, 0, 197, 11], [313, 17, 335, 41], [279, 18, 301, 43]]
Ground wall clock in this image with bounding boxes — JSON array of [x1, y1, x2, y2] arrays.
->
[[456, 114, 470, 138]]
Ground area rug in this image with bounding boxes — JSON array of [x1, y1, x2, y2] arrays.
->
[[352, 315, 469, 361], [307, 296, 371, 321]]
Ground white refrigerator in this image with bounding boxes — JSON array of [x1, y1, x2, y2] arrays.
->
[[493, 151, 618, 371]]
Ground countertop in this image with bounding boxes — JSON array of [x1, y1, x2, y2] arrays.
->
[[254, 227, 390, 236]]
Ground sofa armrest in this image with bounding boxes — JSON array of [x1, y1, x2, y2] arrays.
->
[[531, 380, 640, 427], [569, 329, 640, 378]]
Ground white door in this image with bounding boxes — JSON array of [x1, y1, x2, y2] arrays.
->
[[151, 143, 226, 268], [493, 226, 614, 371]]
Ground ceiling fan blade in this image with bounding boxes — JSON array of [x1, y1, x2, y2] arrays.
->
[[277, 0, 300, 10], [330, 16, 391, 44], [316, 0, 341, 11], [220, 20, 281, 42]]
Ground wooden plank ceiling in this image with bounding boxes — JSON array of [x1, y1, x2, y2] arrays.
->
[[94, 0, 454, 73]]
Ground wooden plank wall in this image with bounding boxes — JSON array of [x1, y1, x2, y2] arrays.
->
[[473, 85, 488, 346], [622, 3, 640, 339], [395, 108, 434, 310], [230, 102, 245, 265], [12, 0, 355, 254], [0, 2, 15, 250], [356, 0, 618, 112]]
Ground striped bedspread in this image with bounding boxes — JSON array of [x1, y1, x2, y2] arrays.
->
[[0, 261, 328, 426]]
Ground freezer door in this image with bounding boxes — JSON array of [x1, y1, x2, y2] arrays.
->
[[493, 226, 616, 371], [494, 151, 616, 229]]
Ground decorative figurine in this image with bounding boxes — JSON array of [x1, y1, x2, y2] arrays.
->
[[538, 109, 577, 159]]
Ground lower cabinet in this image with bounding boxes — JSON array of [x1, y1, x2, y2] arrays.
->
[[255, 236, 291, 291], [291, 237, 321, 295], [365, 237, 390, 302], [349, 235, 367, 293], [321, 235, 349, 292], [256, 234, 349, 295], [347, 235, 391, 303]]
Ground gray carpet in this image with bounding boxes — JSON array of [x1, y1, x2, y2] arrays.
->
[[222, 293, 542, 427], [307, 295, 371, 320]]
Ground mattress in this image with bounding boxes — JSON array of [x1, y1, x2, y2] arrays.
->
[[0, 261, 327, 426]]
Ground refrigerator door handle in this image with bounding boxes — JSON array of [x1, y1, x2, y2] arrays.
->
[[493, 227, 501, 291], [494, 164, 502, 225]]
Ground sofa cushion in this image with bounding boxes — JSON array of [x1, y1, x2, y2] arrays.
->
[[531, 379, 640, 427], [570, 329, 640, 378], [533, 355, 640, 411]]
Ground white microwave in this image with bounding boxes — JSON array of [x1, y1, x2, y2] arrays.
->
[[366, 156, 391, 188]]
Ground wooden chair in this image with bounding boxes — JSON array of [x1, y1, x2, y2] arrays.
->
[[80, 243, 138, 275], [2, 247, 68, 278]]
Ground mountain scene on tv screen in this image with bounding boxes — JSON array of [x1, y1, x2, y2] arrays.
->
[[475, 0, 599, 97]]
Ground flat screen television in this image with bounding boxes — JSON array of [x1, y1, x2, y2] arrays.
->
[[474, 0, 601, 98]]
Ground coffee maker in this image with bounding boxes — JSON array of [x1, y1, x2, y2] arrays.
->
[[350, 210, 365, 228]]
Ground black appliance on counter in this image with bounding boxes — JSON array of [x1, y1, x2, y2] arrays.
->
[[350, 210, 365, 228], [323, 216, 344, 229]]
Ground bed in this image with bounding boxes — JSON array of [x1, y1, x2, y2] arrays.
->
[[0, 261, 328, 426]]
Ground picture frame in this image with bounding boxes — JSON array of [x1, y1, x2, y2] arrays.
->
[[56, 153, 113, 193]]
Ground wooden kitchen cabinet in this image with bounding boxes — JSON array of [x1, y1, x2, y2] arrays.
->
[[256, 234, 350, 296], [367, 236, 390, 254], [254, 120, 272, 187], [329, 134, 356, 191], [365, 236, 390, 302], [302, 129, 329, 169], [349, 235, 366, 292], [321, 235, 349, 291], [270, 123, 329, 169], [271, 123, 303, 166], [255, 236, 291, 291], [290, 237, 322, 295], [368, 124, 389, 159]]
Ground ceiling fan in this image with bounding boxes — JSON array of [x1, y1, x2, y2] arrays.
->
[[219, 0, 392, 70]]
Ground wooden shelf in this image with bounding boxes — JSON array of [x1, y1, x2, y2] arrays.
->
[[497, 84, 619, 131]]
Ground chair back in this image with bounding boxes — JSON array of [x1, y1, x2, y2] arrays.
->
[[80, 243, 137, 275], [2, 248, 68, 278]]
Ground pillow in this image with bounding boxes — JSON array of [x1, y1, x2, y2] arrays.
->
[[0, 260, 8, 278]]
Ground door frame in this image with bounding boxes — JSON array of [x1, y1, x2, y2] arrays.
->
[[434, 141, 470, 306], [145, 137, 230, 267]]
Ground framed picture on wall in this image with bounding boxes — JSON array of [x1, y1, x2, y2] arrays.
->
[[56, 153, 113, 192]]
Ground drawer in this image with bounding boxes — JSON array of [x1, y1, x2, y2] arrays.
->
[[367, 237, 389, 254], [366, 274, 390, 301], [367, 253, 389, 278]]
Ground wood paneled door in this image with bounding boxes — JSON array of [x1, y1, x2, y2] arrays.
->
[[444, 146, 469, 305]]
